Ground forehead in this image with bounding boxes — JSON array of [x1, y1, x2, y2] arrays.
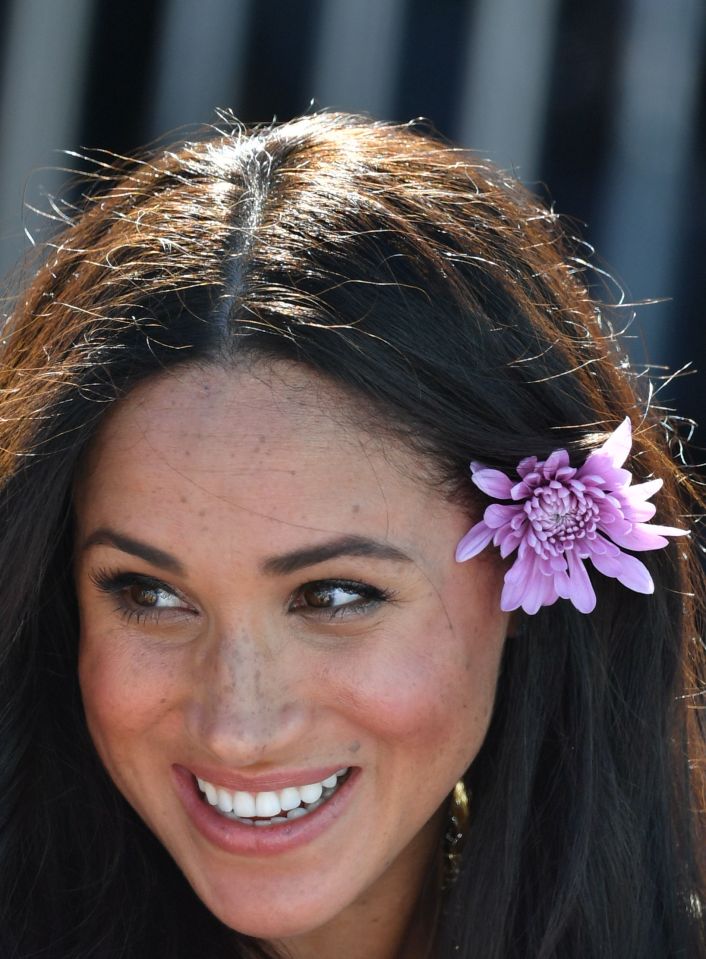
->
[[75, 363, 453, 553]]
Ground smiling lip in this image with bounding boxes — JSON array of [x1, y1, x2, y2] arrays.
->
[[172, 764, 359, 857], [186, 763, 346, 792]]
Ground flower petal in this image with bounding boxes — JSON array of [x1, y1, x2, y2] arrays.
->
[[542, 448, 570, 476], [510, 480, 533, 501], [501, 553, 561, 614], [484, 503, 524, 529], [516, 456, 538, 478], [586, 544, 626, 578], [565, 549, 596, 613], [471, 467, 514, 499], [494, 524, 523, 558], [604, 521, 686, 552], [500, 557, 535, 611], [618, 497, 656, 522], [576, 455, 631, 490], [555, 465, 576, 482], [626, 477, 663, 501], [554, 568, 572, 599], [597, 416, 632, 468], [523, 573, 554, 614], [538, 573, 560, 609], [455, 521, 494, 561], [587, 533, 619, 556], [612, 552, 654, 594], [636, 522, 688, 538]]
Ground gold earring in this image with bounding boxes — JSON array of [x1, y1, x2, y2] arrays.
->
[[443, 779, 470, 890]]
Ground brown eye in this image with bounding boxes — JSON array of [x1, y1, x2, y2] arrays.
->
[[290, 580, 387, 617], [90, 569, 196, 626], [128, 585, 159, 607], [300, 585, 348, 608], [127, 584, 183, 609]]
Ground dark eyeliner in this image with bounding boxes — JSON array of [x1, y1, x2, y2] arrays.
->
[[88, 567, 190, 625], [89, 567, 174, 596], [290, 578, 393, 620]]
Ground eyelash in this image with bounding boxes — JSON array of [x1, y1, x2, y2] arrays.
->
[[88, 567, 392, 626], [89, 569, 190, 626]]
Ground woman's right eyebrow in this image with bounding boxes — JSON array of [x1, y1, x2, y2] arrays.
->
[[81, 528, 185, 575]]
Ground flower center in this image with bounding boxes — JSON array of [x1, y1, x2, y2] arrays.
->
[[526, 487, 599, 554]]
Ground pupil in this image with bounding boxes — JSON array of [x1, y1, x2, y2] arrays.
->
[[304, 587, 333, 608], [130, 585, 159, 607]]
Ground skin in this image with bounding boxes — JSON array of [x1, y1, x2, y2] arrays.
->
[[74, 362, 510, 959]]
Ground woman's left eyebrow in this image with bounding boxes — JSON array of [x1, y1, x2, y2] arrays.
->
[[260, 535, 413, 576]]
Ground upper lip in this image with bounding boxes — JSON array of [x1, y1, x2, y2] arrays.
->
[[181, 762, 350, 792]]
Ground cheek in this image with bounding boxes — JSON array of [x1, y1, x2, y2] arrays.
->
[[320, 606, 505, 772], [78, 628, 181, 762]]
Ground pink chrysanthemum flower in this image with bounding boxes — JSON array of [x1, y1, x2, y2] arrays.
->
[[455, 418, 688, 614]]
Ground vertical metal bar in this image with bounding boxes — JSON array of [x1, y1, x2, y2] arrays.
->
[[596, 0, 704, 364], [0, 0, 93, 276], [310, 0, 407, 119], [148, 0, 253, 138], [456, 0, 561, 182]]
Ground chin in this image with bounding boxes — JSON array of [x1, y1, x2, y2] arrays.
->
[[188, 872, 347, 941], [214, 906, 338, 942]]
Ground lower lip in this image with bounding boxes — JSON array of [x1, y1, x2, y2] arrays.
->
[[172, 765, 359, 857]]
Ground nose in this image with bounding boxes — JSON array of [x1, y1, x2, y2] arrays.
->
[[186, 625, 310, 766]]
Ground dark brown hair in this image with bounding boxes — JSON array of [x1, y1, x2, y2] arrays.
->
[[0, 112, 704, 958]]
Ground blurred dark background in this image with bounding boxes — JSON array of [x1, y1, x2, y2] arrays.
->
[[0, 0, 703, 449]]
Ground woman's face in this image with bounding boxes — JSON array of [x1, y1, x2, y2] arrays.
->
[[74, 363, 509, 945]]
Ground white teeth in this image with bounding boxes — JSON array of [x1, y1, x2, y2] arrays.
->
[[255, 791, 281, 818], [202, 781, 218, 805], [233, 791, 256, 818], [299, 782, 323, 804], [279, 786, 302, 811], [196, 766, 350, 824]]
